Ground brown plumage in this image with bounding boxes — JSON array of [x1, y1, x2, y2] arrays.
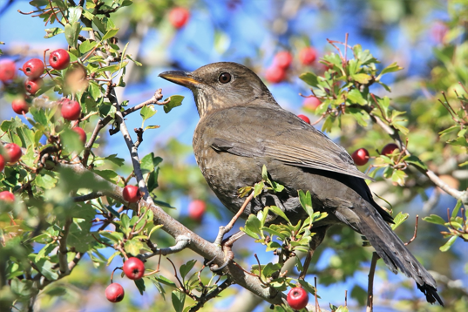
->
[[159, 62, 443, 305]]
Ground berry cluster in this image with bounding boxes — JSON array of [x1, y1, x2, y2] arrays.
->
[[0, 49, 71, 115], [0, 142, 23, 203], [265, 47, 318, 84], [105, 257, 145, 303], [351, 143, 400, 166]]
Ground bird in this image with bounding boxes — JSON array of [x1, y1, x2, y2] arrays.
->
[[159, 62, 443, 305]]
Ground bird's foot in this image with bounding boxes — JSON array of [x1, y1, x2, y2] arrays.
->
[[209, 231, 245, 272]]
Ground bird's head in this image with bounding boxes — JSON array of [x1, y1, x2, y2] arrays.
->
[[159, 62, 279, 118]]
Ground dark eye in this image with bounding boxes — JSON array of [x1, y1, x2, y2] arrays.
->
[[219, 72, 231, 83]]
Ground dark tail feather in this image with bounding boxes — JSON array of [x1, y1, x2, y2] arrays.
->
[[352, 198, 444, 305]]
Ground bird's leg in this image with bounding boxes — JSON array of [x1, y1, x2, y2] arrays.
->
[[213, 191, 254, 246], [210, 231, 246, 272], [299, 249, 314, 280], [298, 227, 328, 280]]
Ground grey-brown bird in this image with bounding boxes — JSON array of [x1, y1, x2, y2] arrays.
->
[[159, 62, 443, 305]]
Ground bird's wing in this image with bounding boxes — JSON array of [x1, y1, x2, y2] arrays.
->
[[207, 106, 371, 181]]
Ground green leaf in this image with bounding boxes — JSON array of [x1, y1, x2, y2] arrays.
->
[[298, 280, 318, 296], [35, 172, 58, 190], [254, 181, 264, 197], [423, 214, 446, 225], [377, 62, 403, 80], [243, 214, 261, 239], [68, 6, 83, 24], [79, 40, 97, 54], [347, 89, 366, 105], [352, 73, 372, 84], [403, 155, 428, 170], [99, 230, 123, 243], [163, 95, 184, 113], [102, 28, 119, 41], [440, 235, 457, 252], [172, 290, 185, 312], [390, 212, 409, 230], [124, 239, 144, 256], [104, 154, 125, 166], [298, 190, 314, 217], [299, 72, 319, 87], [391, 169, 407, 186], [64, 22, 82, 48], [179, 259, 197, 280], [155, 274, 177, 287], [44, 27, 64, 38], [134, 278, 146, 295], [147, 168, 159, 192], [452, 200, 462, 219], [33, 258, 59, 281], [269, 205, 290, 224], [140, 153, 163, 174], [140, 104, 157, 121], [261, 165, 269, 181]]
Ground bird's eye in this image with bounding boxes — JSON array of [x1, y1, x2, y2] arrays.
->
[[219, 72, 231, 84]]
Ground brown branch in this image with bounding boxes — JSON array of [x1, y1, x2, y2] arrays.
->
[[366, 252, 379, 312], [405, 215, 419, 246], [58, 218, 72, 274], [56, 162, 285, 305]]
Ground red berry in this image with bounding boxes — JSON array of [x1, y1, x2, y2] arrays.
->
[[297, 114, 310, 124], [12, 98, 29, 114], [169, 7, 190, 29], [352, 148, 369, 166], [123, 257, 145, 280], [4, 143, 22, 164], [0, 59, 17, 82], [0, 191, 15, 202], [0, 155, 4, 172], [188, 199, 206, 221], [303, 96, 321, 111], [60, 99, 81, 121], [287, 287, 309, 310], [72, 127, 87, 145], [273, 51, 293, 69], [22, 58, 44, 80], [49, 49, 70, 70], [299, 47, 317, 65], [123, 185, 140, 203], [381, 143, 399, 156], [265, 65, 286, 84], [105, 283, 125, 302], [431, 21, 448, 44], [25, 78, 42, 95]]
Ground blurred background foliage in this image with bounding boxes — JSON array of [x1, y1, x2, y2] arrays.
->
[[0, 0, 467, 311]]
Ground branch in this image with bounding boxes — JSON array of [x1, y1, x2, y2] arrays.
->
[[366, 252, 379, 312], [55, 163, 285, 305], [58, 218, 72, 274], [140, 235, 191, 259]]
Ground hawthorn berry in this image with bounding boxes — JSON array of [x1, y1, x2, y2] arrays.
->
[[105, 283, 124, 302], [169, 7, 190, 29], [12, 98, 29, 114], [352, 148, 370, 166], [265, 66, 286, 84], [122, 257, 145, 280], [22, 58, 44, 79], [287, 287, 309, 310], [299, 46, 317, 65], [0, 191, 15, 202], [273, 51, 293, 69], [61, 99, 81, 121], [4, 143, 22, 164], [25, 78, 42, 95], [188, 199, 206, 221], [381, 143, 399, 156], [297, 114, 310, 124], [0, 59, 17, 82], [122, 185, 140, 203], [49, 49, 70, 70], [303, 96, 321, 111], [0, 155, 4, 172], [72, 127, 87, 145]]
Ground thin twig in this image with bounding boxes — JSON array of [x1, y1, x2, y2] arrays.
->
[[405, 215, 419, 246], [366, 252, 379, 312]]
